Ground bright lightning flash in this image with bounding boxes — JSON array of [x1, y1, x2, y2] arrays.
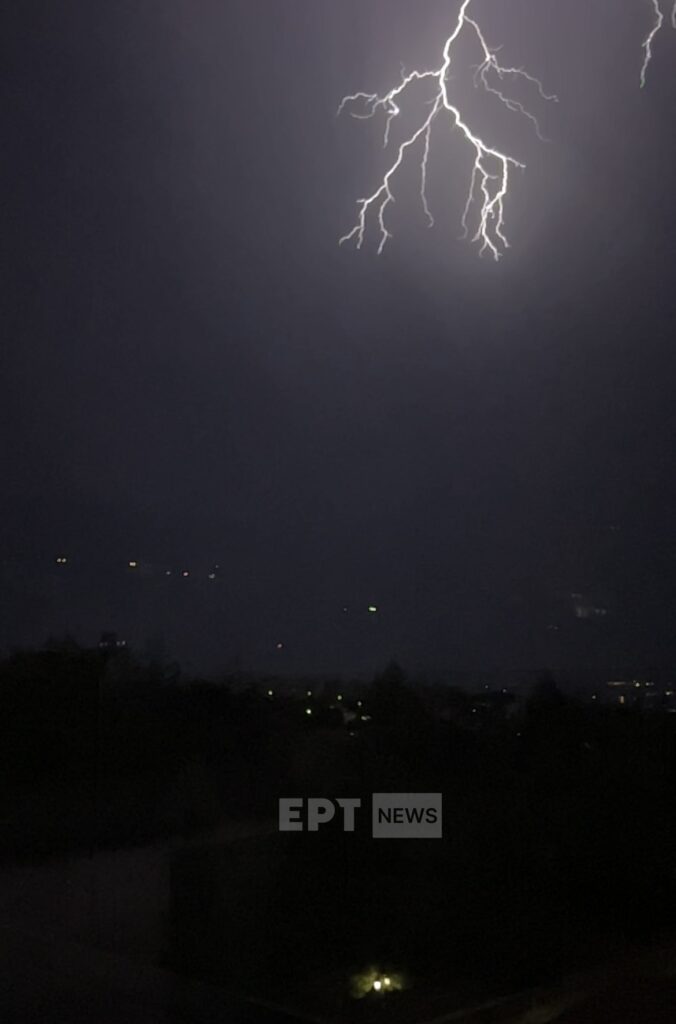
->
[[641, 0, 676, 86], [338, 0, 557, 261]]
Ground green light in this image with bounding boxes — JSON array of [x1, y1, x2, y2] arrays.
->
[[368, 605, 378, 613]]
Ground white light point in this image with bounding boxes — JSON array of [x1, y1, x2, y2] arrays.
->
[[338, 0, 557, 260]]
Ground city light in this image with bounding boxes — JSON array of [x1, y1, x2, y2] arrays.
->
[[349, 968, 405, 998]]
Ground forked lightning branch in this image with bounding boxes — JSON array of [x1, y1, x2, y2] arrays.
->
[[338, 0, 675, 261], [642, 0, 676, 86]]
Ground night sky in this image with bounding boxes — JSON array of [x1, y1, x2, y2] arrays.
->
[[3, 1, 676, 679]]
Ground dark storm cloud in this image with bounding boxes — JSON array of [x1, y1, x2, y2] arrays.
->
[[3, 1, 676, 678]]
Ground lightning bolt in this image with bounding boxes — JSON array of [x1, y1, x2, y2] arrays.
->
[[338, 0, 557, 261], [641, 0, 676, 86]]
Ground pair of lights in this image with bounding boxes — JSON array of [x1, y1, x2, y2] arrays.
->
[[350, 967, 402, 1000], [55, 556, 68, 565]]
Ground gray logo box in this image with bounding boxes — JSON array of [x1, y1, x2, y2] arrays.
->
[[372, 793, 442, 838]]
